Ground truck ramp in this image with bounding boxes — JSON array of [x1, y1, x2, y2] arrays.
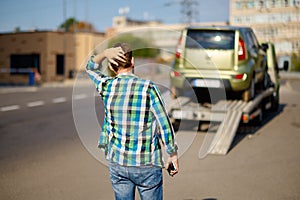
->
[[207, 100, 248, 155]]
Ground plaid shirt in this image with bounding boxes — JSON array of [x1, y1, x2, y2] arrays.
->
[[86, 57, 177, 167]]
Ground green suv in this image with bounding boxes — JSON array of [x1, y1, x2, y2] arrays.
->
[[170, 26, 268, 102]]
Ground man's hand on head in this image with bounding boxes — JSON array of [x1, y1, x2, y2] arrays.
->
[[104, 47, 126, 66]]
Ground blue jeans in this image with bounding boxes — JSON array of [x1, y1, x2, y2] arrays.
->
[[108, 162, 163, 200]]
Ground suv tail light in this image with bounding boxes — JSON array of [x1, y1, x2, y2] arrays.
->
[[175, 50, 181, 59], [175, 36, 182, 59], [238, 37, 246, 61], [235, 73, 246, 80], [172, 71, 181, 77]]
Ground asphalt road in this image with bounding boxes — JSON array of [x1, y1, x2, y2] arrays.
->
[[0, 75, 300, 200]]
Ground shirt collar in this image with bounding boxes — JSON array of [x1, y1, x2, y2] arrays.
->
[[117, 72, 136, 77]]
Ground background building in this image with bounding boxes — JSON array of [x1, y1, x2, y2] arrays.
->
[[230, 0, 300, 68], [0, 31, 105, 85], [3, 1, 299, 85]]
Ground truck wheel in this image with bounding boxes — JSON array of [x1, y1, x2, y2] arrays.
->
[[172, 119, 181, 132], [251, 108, 264, 126], [270, 94, 279, 112], [242, 79, 255, 102]]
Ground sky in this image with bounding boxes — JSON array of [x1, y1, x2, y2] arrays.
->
[[0, 0, 230, 33]]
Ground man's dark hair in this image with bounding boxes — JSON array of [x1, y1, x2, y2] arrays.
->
[[110, 43, 132, 72]]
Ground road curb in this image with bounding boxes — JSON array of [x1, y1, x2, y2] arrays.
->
[[280, 71, 300, 80], [0, 86, 38, 94]]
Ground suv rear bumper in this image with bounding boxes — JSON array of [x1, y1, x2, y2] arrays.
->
[[170, 70, 251, 92]]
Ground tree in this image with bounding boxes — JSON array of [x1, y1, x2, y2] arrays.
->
[[59, 17, 78, 32], [59, 17, 95, 32]]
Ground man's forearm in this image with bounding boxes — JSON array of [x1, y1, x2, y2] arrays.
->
[[86, 55, 110, 91], [93, 52, 106, 64]]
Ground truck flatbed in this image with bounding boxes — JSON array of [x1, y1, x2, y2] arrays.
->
[[168, 87, 276, 156]]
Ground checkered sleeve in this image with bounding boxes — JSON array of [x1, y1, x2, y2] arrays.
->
[[85, 56, 111, 93], [98, 118, 108, 154], [149, 84, 178, 155], [86, 56, 111, 152]]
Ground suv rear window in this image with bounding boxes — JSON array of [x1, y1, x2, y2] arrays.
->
[[186, 30, 235, 50]]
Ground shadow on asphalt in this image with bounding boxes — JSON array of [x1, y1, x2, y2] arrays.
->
[[229, 103, 287, 153], [172, 103, 287, 156]]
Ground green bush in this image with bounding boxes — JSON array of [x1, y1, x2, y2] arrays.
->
[[291, 49, 300, 72], [107, 34, 159, 58]]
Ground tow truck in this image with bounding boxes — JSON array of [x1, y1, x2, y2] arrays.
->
[[168, 42, 282, 156]]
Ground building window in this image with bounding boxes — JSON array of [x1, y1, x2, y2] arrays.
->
[[246, 16, 250, 23], [10, 54, 40, 75], [235, 2, 242, 9], [284, 0, 288, 6], [292, 40, 300, 51], [271, 0, 276, 7], [259, 0, 265, 9], [247, 1, 255, 8], [255, 13, 268, 23], [294, 0, 300, 7], [56, 54, 65, 75], [234, 16, 242, 23]]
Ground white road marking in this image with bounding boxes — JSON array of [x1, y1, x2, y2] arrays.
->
[[74, 94, 87, 100], [1, 93, 89, 112], [0, 105, 20, 112], [52, 97, 67, 103], [27, 101, 45, 107]]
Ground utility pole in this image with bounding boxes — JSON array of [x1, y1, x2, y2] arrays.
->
[[180, 0, 199, 24], [164, 0, 199, 24], [63, 0, 67, 79]]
